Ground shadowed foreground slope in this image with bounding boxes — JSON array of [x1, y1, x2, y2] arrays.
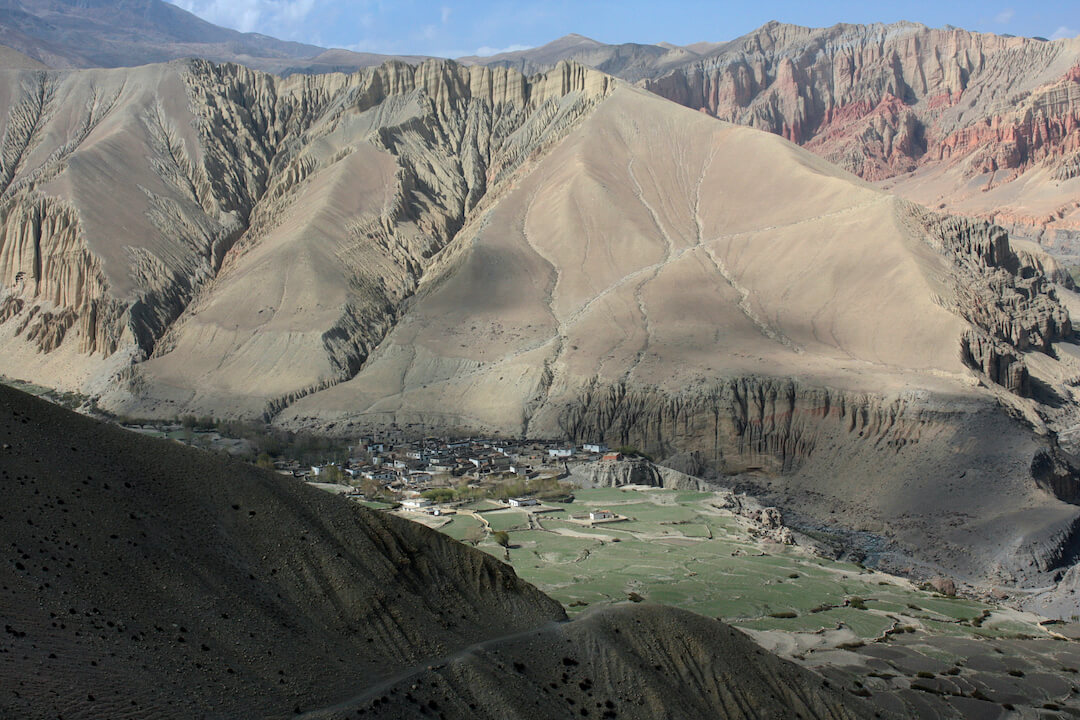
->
[[0, 384, 870, 718], [303, 604, 866, 720], [0, 383, 564, 718]]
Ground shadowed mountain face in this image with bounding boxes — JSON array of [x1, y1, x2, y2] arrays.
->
[[0, 382, 566, 717], [0, 383, 872, 719], [2, 55, 1080, 597]]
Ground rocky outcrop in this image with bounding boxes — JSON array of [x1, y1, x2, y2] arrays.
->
[[570, 457, 704, 490], [1031, 446, 1080, 504], [959, 329, 1029, 394], [928, 215, 1072, 353], [0, 196, 121, 354], [930, 66, 1080, 177], [904, 208, 1073, 395]]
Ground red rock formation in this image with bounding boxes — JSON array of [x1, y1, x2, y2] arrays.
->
[[644, 23, 1080, 193]]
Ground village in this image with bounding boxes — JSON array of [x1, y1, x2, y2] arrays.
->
[[101, 403, 633, 514], [286, 433, 632, 520]]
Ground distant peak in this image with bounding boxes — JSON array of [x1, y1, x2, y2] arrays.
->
[[555, 33, 604, 46]]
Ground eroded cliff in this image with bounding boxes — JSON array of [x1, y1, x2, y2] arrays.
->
[[0, 59, 613, 407]]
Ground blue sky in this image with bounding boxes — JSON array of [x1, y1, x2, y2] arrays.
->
[[167, 0, 1080, 57]]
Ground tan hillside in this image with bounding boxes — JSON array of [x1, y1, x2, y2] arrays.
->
[[0, 58, 612, 410], [280, 84, 971, 435], [459, 22, 1080, 253], [274, 84, 1080, 589]]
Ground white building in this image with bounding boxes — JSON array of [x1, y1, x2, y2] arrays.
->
[[402, 498, 433, 510], [548, 448, 574, 458], [582, 443, 607, 454], [589, 510, 615, 521], [509, 497, 539, 507]]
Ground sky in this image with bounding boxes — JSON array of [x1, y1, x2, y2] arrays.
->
[[166, 0, 1080, 57]]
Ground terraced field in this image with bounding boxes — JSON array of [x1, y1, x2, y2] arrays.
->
[[421, 489, 1029, 633], [413, 487, 1080, 717]]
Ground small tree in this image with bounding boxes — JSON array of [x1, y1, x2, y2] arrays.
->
[[492, 530, 510, 548], [463, 525, 484, 546], [360, 476, 382, 499], [255, 453, 275, 470]]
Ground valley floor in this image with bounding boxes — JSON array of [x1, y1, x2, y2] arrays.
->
[[399, 486, 1080, 718]]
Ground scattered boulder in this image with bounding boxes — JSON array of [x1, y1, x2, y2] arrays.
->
[[929, 576, 957, 596]]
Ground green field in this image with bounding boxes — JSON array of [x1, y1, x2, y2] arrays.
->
[[430, 487, 1051, 644], [416, 486, 1080, 715]]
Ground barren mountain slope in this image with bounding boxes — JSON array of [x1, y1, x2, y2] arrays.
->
[[459, 33, 720, 83], [0, 383, 872, 719], [462, 23, 1080, 247], [282, 84, 972, 430], [126, 60, 613, 418], [302, 603, 869, 720], [0, 0, 435, 74], [0, 43, 46, 69], [2, 57, 1080, 596]]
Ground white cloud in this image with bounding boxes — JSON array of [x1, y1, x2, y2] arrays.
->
[[171, 0, 315, 34], [994, 9, 1014, 24], [440, 6, 452, 24], [473, 44, 531, 57], [1050, 25, 1078, 40]]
